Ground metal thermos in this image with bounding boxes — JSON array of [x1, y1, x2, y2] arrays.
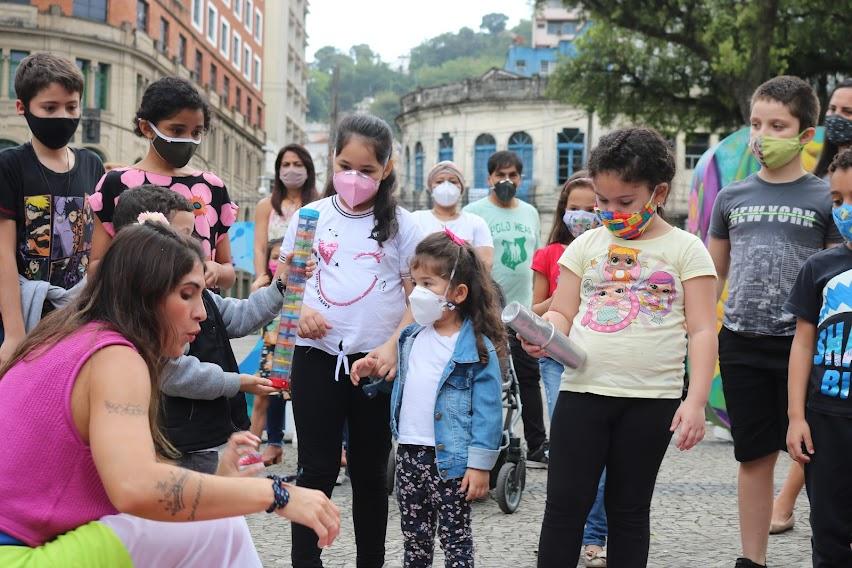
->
[[501, 301, 586, 370]]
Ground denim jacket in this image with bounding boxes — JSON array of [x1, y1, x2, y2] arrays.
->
[[391, 318, 503, 480]]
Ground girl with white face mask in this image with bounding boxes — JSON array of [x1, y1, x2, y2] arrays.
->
[[411, 161, 494, 270], [350, 229, 505, 568]]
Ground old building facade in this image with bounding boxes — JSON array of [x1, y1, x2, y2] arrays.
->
[[0, 0, 266, 206]]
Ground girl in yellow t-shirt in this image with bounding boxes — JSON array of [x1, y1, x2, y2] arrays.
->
[[522, 127, 718, 567]]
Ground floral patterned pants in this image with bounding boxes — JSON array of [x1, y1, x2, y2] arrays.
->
[[396, 444, 473, 567]]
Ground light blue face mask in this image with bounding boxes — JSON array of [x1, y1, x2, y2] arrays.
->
[[832, 204, 852, 242]]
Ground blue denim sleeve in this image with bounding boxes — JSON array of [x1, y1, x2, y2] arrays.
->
[[467, 347, 504, 471]]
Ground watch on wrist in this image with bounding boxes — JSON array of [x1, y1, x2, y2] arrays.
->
[[266, 475, 290, 513]]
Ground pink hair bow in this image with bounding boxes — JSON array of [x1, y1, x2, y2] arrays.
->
[[444, 226, 467, 246]]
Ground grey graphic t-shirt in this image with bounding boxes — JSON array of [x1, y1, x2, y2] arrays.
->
[[709, 173, 841, 336]]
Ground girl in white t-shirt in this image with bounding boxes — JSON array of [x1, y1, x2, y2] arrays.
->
[[276, 114, 422, 567], [411, 161, 494, 269], [521, 128, 718, 567], [351, 230, 505, 567]]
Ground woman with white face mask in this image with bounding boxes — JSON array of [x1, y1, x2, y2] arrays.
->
[[412, 161, 494, 269]]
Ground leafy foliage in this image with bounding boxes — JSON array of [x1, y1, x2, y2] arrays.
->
[[545, 0, 852, 130]]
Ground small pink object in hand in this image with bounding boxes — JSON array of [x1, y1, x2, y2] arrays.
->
[[238, 451, 263, 470]]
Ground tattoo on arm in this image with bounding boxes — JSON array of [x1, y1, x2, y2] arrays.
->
[[189, 476, 202, 521], [156, 470, 189, 516], [104, 400, 145, 416]]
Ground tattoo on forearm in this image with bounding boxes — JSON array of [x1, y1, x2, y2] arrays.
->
[[104, 400, 145, 416], [156, 470, 189, 516], [189, 477, 202, 521]]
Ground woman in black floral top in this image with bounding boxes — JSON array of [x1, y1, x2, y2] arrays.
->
[[88, 77, 237, 289]]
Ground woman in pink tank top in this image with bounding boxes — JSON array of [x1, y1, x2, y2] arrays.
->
[[0, 221, 339, 567]]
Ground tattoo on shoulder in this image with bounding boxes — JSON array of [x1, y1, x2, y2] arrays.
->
[[104, 400, 145, 416], [156, 470, 190, 516]]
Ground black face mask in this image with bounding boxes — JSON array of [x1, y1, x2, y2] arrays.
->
[[24, 111, 79, 150], [494, 179, 517, 203], [149, 123, 201, 168]]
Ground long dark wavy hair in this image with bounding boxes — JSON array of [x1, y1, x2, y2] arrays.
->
[[0, 222, 205, 458], [547, 170, 595, 246], [272, 144, 319, 215], [815, 80, 852, 179], [323, 114, 399, 245], [411, 232, 507, 363]]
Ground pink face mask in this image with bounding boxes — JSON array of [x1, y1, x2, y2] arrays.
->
[[268, 260, 278, 275], [333, 170, 381, 209], [279, 167, 308, 188]]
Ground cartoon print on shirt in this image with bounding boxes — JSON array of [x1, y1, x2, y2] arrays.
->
[[24, 258, 47, 280], [581, 281, 641, 332], [52, 196, 84, 259], [637, 271, 677, 324], [501, 236, 528, 270], [582, 248, 678, 332], [23, 195, 51, 257], [314, 234, 386, 307], [604, 244, 641, 281]]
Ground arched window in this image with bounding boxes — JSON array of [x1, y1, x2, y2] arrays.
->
[[404, 146, 411, 190], [556, 128, 585, 184], [508, 131, 533, 199], [414, 142, 424, 191], [438, 132, 453, 162], [473, 133, 496, 189]]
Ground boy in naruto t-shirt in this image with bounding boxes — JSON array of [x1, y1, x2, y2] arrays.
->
[[0, 54, 103, 361]]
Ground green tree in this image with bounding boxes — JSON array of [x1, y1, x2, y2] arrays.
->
[[511, 19, 532, 44], [414, 56, 505, 87], [369, 91, 403, 133], [481, 13, 509, 34], [545, 0, 852, 130]]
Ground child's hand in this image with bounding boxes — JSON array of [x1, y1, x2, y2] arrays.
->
[[670, 400, 706, 451], [518, 335, 547, 359], [304, 258, 317, 279], [460, 468, 490, 501], [298, 307, 333, 339], [216, 431, 263, 477], [239, 375, 278, 396], [786, 417, 814, 464], [350, 357, 378, 386], [204, 260, 223, 288]]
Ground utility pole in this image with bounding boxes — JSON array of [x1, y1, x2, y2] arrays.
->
[[326, 63, 340, 186]]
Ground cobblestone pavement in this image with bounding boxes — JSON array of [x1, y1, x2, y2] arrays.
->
[[233, 337, 813, 568]]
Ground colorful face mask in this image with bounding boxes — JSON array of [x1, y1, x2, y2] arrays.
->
[[595, 193, 657, 240], [333, 169, 380, 209], [562, 210, 601, 238], [832, 204, 852, 242], [268, 260, 278, 275], [750, 132, 805, 170], [825, 115, 852, 146]]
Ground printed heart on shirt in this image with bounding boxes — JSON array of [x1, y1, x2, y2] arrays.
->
[[318, 239, 338, 265]]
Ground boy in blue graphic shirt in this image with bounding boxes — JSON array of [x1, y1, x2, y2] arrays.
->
[[785, 148, 852, 567], [708, 75, 842, 568]]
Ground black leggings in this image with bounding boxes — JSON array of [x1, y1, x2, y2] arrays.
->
[[508, 333, 547, 452], [538, 392, 679, 568], [289, 346, 392, 568]]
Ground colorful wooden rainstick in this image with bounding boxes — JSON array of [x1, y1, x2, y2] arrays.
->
[[269, 208, 319, 392]]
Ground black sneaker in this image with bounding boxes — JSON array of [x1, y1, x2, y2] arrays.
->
[[734, 558, 766, 568], [527, 441, 549, 469]]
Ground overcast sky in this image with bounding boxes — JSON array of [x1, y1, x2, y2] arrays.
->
[[305, 0, 534, 63]]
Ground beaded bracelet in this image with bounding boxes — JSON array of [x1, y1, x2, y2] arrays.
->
[[266, 475, 291, 513]]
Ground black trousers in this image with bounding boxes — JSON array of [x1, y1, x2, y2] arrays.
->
[[289, 346, 391, 568], [538, 392, 678, 568], [804, 409, 852, 568], [508, 332, 547, 453]]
